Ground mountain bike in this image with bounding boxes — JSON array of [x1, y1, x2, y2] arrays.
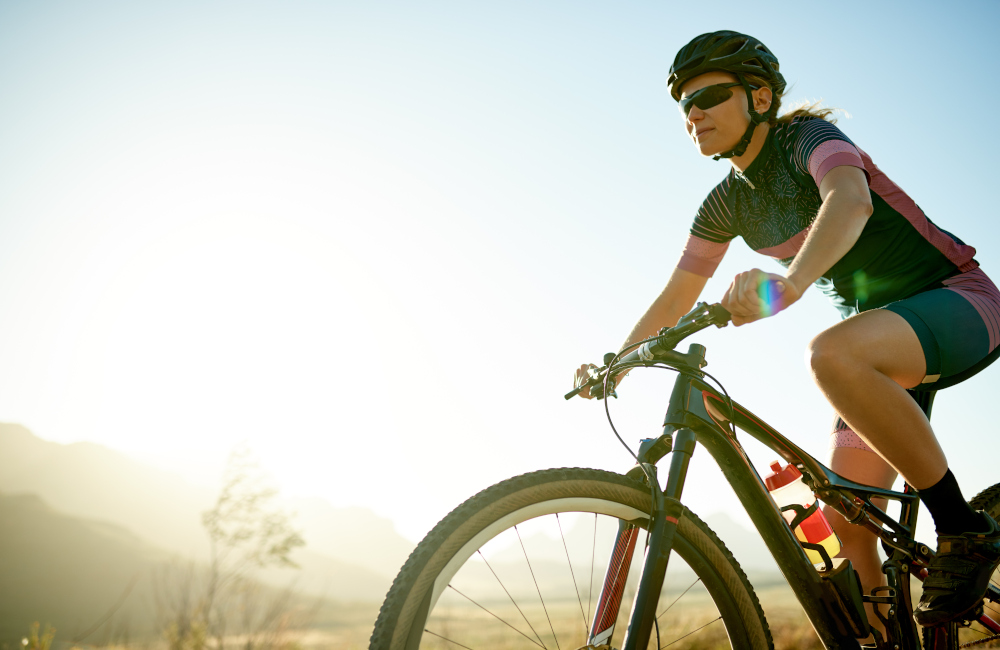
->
[[369, 302, 1000, 650]]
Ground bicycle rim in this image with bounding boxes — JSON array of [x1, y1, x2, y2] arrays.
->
[[371, 468, 772, 650]]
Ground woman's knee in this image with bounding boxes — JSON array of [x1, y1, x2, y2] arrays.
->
[[807, 328, 855, 381]]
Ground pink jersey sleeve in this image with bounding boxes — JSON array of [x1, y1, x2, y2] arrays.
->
[[808, 140, 871, 187], [678, 234, 730, 277]]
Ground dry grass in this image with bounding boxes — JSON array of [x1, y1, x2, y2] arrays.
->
[[85, 582, 1000, 650], [316, 586, 825, 650]]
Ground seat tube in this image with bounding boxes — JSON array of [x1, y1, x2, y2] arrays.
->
[[622, 427, 698, 650]]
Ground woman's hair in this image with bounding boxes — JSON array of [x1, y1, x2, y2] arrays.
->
[[742, 72, 839, 126]]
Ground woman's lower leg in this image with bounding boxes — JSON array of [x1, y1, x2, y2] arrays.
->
[[826, 446, 896, 640]]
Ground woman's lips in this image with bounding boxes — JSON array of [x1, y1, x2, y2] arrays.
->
[[695, 128, 714, 139]]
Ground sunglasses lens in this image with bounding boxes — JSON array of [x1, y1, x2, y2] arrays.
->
[[681, 85, 734, 116]]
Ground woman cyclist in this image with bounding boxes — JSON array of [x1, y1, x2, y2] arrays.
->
[[574, 30, 1000, 632]]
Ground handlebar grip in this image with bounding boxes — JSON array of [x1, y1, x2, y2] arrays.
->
[[566, 374, 614, 400], [711, 303, 732, 323]]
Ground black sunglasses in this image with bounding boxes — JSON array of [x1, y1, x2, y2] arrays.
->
[[679, 82, 757, 117]]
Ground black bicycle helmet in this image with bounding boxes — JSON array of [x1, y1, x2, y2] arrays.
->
[[668, 31, 786, 160]]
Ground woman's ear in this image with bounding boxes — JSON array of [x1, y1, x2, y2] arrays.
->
[[754, 86, 773, 114]]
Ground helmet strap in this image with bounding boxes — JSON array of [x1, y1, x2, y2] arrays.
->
[[712, 76, 768, 161]]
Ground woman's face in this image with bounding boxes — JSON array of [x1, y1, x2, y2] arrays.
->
[[679, 71, 765, 158]]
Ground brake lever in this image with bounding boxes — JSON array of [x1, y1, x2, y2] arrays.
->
[[565, 358, 617, 400]]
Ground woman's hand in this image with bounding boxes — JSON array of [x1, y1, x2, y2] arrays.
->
[[574, 363, 600, 399], [573, 363, 624, 399], [721, 268, 802, 326]]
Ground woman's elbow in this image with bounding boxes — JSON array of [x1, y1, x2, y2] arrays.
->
[[858, 195, 874, 219]]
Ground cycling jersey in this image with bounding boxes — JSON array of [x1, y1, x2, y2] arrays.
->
[[673, 116, 1000, 452], [677, 117, 978, 318]]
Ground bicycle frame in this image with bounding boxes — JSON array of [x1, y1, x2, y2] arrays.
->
[[590, 342, 933, 650]]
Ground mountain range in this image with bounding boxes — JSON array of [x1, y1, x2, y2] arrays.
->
[[0, 423, 418, 642]]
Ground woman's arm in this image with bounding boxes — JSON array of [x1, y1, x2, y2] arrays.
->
[[723, 165, 873, 325], [786, 165, 874, 292], [620, 266, 709, 350], [574, 267, 708, 398]]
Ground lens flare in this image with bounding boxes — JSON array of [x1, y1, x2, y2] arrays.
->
[[853, 270, 869, 304], [758, 279, 783, 317]]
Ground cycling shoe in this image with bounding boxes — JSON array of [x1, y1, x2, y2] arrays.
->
[[914, 512, 1000, 627]]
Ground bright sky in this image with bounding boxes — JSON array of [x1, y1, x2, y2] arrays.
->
[[2, 0, 999, 548]]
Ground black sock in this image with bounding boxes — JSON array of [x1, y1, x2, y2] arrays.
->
[[918, 469, 983, 534]]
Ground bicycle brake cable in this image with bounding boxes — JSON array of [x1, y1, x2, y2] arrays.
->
[[599, 337, 659, 455], [601, 341, 661, 490]]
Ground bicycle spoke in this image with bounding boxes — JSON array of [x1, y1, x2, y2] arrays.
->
[[656, 577, 703, 620], [555, 513, 589, 634], [445, 585, 547, 650], [516, 524, 562, 650], [423, 629, 477, 650], [589, 513, 596, 634], [659, 616, 723, 649], [477, 550, 548, 649]]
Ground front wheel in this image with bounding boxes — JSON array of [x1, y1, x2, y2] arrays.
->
[[370, 468, 772, 650]]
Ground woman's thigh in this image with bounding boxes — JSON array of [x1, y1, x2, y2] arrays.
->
[[881, 268, 1000, 389], [810, 308, 926, 389]]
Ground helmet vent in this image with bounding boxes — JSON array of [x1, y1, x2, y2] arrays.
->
[[716, 40, 746, 58], [678, 55, 706, 72]]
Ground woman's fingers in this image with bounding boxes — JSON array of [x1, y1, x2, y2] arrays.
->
[[721, 269, 772, 326], [728, 270, 764, 314], [574, 363, 598, 399]]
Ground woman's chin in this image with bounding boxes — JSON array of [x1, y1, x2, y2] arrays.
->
[[695, 138, 736, 158], [695, 142, 722, 157]]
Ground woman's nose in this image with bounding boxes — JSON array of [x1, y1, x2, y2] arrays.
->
[[685, 105, 705, 129]]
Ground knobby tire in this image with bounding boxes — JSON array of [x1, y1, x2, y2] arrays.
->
[[369, 468, 772, 650]]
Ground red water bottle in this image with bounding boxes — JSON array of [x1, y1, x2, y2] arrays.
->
[[764, 460, 841, 566]]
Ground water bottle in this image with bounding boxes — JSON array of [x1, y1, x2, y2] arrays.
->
[[764, 460, 841, 566]]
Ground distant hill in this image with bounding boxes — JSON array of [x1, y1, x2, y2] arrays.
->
[[0, 423, 414, 601], [284, 497, 414, 578], [0, 491, 165, 644], [0, 490, 389, 646], [0, 423, 211, 556]]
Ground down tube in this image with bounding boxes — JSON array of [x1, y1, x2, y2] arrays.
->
[[680, 393, 860, 649]]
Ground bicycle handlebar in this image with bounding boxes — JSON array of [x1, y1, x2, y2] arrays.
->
[[566, 302, 731, 400]]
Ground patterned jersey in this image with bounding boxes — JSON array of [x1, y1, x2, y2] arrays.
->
[[678, 117, 978, 317]]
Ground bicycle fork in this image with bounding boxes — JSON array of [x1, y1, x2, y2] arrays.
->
[[585, 428, 698, 650]]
